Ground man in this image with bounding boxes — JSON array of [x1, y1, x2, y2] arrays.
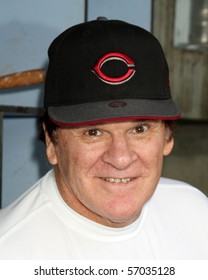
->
[[0, 18, 208, 259]]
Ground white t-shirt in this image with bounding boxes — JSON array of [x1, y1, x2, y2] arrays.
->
[[0, 170, 208, 260]]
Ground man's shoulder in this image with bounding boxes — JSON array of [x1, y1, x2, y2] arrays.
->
[[0, 170, 55, 238], [159, 177, 206, 194], [156, 177, 208, 210], [159, 177, 194, 187]]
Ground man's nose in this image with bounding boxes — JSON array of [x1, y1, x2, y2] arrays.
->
[[102, 134, 138, 170]]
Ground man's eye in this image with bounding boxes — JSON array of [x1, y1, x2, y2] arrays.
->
[[134, 124, 148, 133], [85, 129, 101, 137]]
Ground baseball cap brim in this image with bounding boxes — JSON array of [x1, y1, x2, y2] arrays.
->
[[48, 98, 181, 127]]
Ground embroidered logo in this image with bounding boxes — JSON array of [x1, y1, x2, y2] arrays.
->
[[92, 52, 136, 85]]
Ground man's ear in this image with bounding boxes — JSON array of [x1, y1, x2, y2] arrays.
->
[[163, 128, 174, 156], [42, 123, 58, 165]]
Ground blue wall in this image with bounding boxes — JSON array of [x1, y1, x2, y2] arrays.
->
[[0, 0, 85, 207], [0, 0, 152, 207], [88, 0, 151, 29]]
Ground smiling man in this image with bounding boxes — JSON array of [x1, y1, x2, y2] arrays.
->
[[45, 120, 173, 228], [0, 18, 208, 259]]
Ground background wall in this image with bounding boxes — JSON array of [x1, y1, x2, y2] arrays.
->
[[162, 121, 208, 196], [0, 0, 85, 207], [0, 0, 152, 207], [87, 0, 151, 27], [152, 0, 208, 197]]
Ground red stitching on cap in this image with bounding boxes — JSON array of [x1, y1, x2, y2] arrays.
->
[[49, 114, 181, 127]]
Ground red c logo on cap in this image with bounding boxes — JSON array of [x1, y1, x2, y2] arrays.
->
[[92, 52, 136, 85]]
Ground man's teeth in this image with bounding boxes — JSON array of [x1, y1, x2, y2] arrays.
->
[[102, 178, 132, 183]]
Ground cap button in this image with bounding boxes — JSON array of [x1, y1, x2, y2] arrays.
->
[[96, 16, 108, 21]]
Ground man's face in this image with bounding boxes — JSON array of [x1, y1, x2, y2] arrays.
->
[[45, 120, 173, 227]]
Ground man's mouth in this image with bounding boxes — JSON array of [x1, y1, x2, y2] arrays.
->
[[101, 177, 134, 183]]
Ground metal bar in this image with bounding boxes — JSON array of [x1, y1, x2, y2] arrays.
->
[[84, 0, 88, 22], [0, 105, 44, 116]]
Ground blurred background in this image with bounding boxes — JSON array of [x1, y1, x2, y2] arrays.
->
[[0, 0, 207, 208]]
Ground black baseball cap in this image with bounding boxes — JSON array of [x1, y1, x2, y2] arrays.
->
[[44, 18, 181, 126]]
